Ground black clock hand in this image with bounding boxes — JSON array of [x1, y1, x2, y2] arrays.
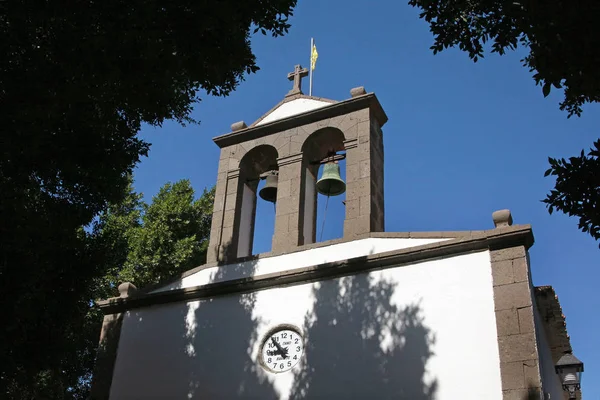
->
[[271, 337, 288, 359], [280, 346, 289, 359], [271, 337, 284, 354]]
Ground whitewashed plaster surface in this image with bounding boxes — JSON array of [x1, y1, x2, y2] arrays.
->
[[153, 237, 450, 293], [110, 250, 504, 400], [255, 98, 332, 126]]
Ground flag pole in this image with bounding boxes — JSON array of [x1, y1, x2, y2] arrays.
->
[[309, 38, 314, 96]]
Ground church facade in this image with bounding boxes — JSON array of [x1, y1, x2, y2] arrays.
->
[[91, 66, 576, 400]]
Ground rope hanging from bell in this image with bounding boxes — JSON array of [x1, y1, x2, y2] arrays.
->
[[316, 150, 346, 241]]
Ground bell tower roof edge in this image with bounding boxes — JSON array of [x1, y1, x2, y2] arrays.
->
[[213, 91, 388, 148]]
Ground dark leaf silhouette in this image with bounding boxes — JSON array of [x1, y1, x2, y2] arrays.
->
[[408, 0, 600, 246]]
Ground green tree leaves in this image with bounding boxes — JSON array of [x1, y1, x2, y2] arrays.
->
[[408, 0, 600, 246], [542, 141, 600, 246], [112, 180, 215, 288]]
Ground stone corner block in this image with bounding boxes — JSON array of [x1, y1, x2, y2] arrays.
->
[[496, 309, 520, 336], [494, 282, 532, 311], [517, 306, 535, 334], [492, 260, 515, 286], [500, 361, 526, 390], [498, 333, 536, 363], [491, 246, 527, 262]]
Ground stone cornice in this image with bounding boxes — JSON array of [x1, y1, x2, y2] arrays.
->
[[97, 225, 534, 314], [212, 93, 388, 148]]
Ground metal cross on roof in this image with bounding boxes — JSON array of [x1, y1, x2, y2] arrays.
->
[[287, 64, 309, 96]]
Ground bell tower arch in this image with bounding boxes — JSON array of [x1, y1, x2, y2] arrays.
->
[[236, 145, 279, 258], [207, 68, 387, 264], [300, 127, 346, 245]]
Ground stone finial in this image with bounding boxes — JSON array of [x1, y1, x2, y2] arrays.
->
[[492, 209, 513, 228], [118, 282, 138, 298], [350, 86, 367, 97], [231, 121, 247, 132]]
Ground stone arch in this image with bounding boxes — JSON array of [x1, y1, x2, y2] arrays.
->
[[301, 127, 346, 163], [239, 145, 279, 190], [235, 144, 279, 258], [299, 127, 346, 245]]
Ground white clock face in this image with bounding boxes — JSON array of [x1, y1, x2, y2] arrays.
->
[[260, 327, 304, 373]]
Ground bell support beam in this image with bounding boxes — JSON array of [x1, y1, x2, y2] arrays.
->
[[309, 152, 346, 165]]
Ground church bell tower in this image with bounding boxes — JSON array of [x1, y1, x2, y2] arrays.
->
[[207, 65, 388, 264]]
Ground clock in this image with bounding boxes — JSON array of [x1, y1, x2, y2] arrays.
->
[[259, 325, 304, 373]]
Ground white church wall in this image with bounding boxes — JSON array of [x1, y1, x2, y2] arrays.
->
[[153, 237, 451, 293], [256, 99, 332, 126], [533, 306, 564, 399], [110, 250, 503, 400]]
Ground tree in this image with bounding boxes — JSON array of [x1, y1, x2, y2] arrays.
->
[[110, 180, 215, 288], [543, 141, 600, 243], [0, 0, 296, 394], [408, 0, 600, 245], [6, 179, 215, 399]]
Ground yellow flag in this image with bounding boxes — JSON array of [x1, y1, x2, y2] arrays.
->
[[311, 43, 318, 70]]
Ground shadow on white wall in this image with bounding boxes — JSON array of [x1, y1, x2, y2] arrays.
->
[[115, 244, 438, 399], [290, 271, 438, 399], [183, 252, 277, 399]]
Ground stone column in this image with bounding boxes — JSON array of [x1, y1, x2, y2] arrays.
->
[[369, 120, 385, 232], [490, 210, 543, 399], [272, 153, 304, 253], [207, 167, 243, 264], [343, 111, 385, 240]]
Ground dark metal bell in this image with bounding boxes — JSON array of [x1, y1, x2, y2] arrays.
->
[[259, 171, 278, 203], [316, 162, 346, 197]]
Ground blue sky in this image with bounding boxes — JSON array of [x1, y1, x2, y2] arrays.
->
[[133, 0, 599, 394]]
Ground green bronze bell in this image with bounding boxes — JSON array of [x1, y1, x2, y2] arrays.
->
[[316, 162, 346, 197], [259, 171, 279, 203]]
